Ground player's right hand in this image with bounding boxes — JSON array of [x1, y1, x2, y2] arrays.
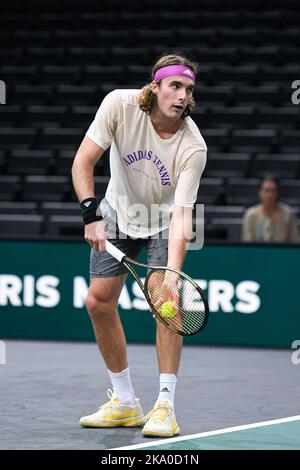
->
[[84, 220, 107, 252]]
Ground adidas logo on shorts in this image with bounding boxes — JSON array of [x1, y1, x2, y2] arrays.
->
[[160, 387, 170, 393], [84, 201, 92, 207]]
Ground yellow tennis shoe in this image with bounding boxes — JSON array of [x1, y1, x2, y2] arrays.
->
[[79, 389, 147, 428], [142, 401, 180, 437]]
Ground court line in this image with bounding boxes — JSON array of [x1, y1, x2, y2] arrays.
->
[[111, 415, 300, 450]]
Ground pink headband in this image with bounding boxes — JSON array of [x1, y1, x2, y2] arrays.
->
[[154, 65, 196, 83]]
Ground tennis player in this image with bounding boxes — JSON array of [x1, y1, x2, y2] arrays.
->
[[72, 53, 207, 437]]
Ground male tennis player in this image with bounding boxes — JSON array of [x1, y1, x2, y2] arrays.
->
[[72, 53, 207, 437]]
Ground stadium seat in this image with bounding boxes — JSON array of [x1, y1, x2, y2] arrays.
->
[[0, 128, 36, 150], [0, 214, 43, 236], [55, 85, 98, 105], [45, 215, 82, 236], [226, 178, 260, 206], [251, 154, 299, 179], [201, 129, 229, 152], [205, 153, 251, 178], [22, 176, 70, 202], [204, 205, 245, 222], [41, 202, 80, 217], [279, 180, 300, 205], [13, 85, 54, 105], [209, 217, 243, 241], [7, 149, 53, 175], [41, 128, 83, 150], [280, 130, 300, 153], [230, 129, 277, 153], [0, 202, 37, 215], [25, 105, 67, 127], [0, 105, 21, 126], [197, 178, 225, 205], [0, 176, 21, 201]]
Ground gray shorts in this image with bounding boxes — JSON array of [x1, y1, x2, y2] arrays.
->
[[90, 198, 168, 278]]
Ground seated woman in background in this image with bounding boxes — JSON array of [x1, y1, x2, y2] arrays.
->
[[242, 176, 299, 243]]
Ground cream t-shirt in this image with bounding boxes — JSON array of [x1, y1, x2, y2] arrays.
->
[[86, 89, 207, 237]]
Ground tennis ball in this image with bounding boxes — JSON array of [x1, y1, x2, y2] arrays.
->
[[160, 301, 177, 318]]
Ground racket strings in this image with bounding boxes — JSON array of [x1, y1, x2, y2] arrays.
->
[[146, 269, 207, 335]]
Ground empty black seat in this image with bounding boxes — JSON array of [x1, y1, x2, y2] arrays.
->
[[56, 85, 98, 105], [12, 31, 50, 47], [0, 105, 21, 126], [55, 150, 75, 175], [41, 202, 80, 217], [110, 47, 149, 64], [26, 47, 65, 65], [230, 129, 276, 153], [0, 214, 43, 235], [68, 106, 97, 128], [209, 217, 243, 241], [260, 66, 300, 84], [94, 176, 110, 199], [201, 129, 229, 152], [196, 106, 255, 130], [0, 128, 36, 149], [22, 175, 70, 202], [53, 31, 92, 47], [235, 85, 280, 106], [45, 215, 82, 236], [280, 180, 300, 205], [118, 12, 157, 28], [7, 149, 53, 175], [136, 29, 175, 46], [251, 154, 299, 179], [0, 48, 22, 65], [204, 205, 245, 222], [226, 178, 260, 205], [237, 47, 280, 65], [205, 153, 251, 178], [41, 66, 81, 84], [257, 106, 298, 129], [197, 177, 225, 205], [0, 151, 6, 174], [0, 176, 21, 201], [214, 65, 258, 85], [84, 66, 124, 85], [13, 85, 53, 105], [0, 66, 38, 84], [95, 30, 134, 46], [68, 47, 108, 66], [280, 130, 300, 153], [0, 201, 37, 215], [25, 105, 67, 127], [41, 128, 83, 150], [194, 85, 233, 106]]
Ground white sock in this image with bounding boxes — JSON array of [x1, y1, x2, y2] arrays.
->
[[156, 373, 177, 407], [107, 367, 136, 406]]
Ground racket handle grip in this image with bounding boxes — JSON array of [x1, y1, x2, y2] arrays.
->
[[105, 240, 125, 263]]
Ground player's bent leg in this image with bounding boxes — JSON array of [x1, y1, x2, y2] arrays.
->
[[86, 275, 128, 372], [81, 275, 147, 428]]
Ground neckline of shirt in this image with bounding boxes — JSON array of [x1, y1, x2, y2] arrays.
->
[[148, 115, 186, 143]]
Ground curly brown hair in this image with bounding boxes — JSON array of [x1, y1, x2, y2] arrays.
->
[[138, 53, 199, 119]]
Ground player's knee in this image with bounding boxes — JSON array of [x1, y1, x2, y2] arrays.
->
[[86, 293, 115, 318]]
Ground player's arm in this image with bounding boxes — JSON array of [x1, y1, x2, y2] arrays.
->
[[167, 203, 193, 271], [72, 135, 107, 252]]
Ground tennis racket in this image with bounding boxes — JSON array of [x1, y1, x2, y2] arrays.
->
[[105, 240, 209, 336]]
